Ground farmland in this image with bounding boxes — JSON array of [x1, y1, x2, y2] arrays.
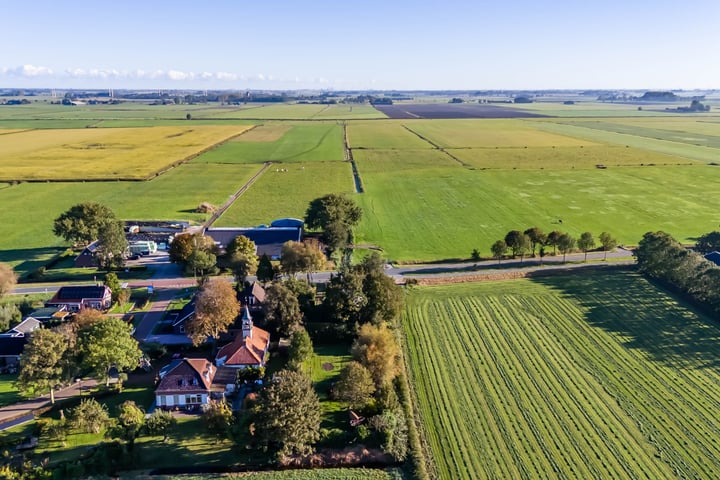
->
[[192, 123, 344, 164], [403, 270, 720, 480], [0, 125, 252, 180]]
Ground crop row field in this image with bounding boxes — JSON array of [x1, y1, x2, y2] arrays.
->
[[0, 125, 252, 180], [192, 123, 345, 164], [403, 270, 720, 479]]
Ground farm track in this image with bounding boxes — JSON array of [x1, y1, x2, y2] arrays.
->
[[404, 272, 720, 479], [400, 125, 474, 169], [203, 161, 272, 228], [343, 122, 364, 193]]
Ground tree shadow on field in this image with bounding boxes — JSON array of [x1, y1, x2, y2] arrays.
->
[[532, 270, 720, 370], [0, 247, 66, 277]]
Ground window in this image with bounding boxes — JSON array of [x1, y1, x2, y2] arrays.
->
[[185, 394, 202, 405]]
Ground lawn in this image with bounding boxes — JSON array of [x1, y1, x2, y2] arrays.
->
[[0, 125, 252, 180], [403, 270, 720, 479], [0, 374, 23, 406], [307, 344, 353, 431], [354, 159, 720, 262], [0, 163, 261, 276], [192, 124, 344, 164], [215, 161, 355, 227]]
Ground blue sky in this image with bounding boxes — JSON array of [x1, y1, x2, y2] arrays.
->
[[1, 0, 718, 90]]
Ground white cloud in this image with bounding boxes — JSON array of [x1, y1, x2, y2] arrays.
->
[[8, 64, 54, 77]]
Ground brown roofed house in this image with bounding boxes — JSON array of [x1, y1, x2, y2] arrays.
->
[[46, 285, 112, 312], [155, 358, 216, 411], [215, 307, 270, 369]]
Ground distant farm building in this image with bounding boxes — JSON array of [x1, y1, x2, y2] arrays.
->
[[205, 219, 303, 259]]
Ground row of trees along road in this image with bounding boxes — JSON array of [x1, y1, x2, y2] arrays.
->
[[484, 227, 618, 263], [53, 202, 128, 269], [636, 230, 720, 316]]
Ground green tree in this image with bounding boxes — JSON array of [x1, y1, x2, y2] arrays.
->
[[53, 202, 117, 246], [203, 400, 233, 443], [186, 278, 239, 347], [557, 233, 575, 263], [546, 230, 562, 256], [0, 262, 17, 299], [695, 231, 720, 254], [599, 231, 618, 260], [334, 361, 375, 410], [305, 194, 362, 254], [226, 234, 257, 259], [145, 409, 177, 442], [524, 227, 546, 257], [368, 407, 408, 461], [263, 282, 303, 337], [17, 329, 68, 403], [504, 230, 531, 260], [96, 219, 128, 269], [185, 249, 217, 280], [280, 241, 325, 281], [252, 369, 321, 458], [361, 269, 404, 325], [284, 278, 317, 319], [287, 328, 313, 371], [352, 323, 400, 388], [104, 272, 122, 304], [323, 269, 366, 334], [169, 233, 216, 265], [109, 400, 145, 449], [0, 304, 20, 331], [491, 240, 507, 264], [78, 317, 141, 387], [577, 231, 595, 262], [256, 254, 275, 283], [70, 398, 110, 434]]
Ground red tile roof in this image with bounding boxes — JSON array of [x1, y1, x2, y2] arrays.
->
[[156, 358, 216, 394], [216, 326, 270, 367]]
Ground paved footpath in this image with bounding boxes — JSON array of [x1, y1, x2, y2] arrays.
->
[[0, 379, 102, 431]]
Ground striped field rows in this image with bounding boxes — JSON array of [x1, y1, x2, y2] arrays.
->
[[403, 271, 720, 479]]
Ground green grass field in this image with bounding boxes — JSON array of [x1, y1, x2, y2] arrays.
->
[[403, 270, 720, 479], [202, 103, 385, 120], [0, 163, 261, 275], [215, 161, 355, 227], [348, 122, 433, 149], [192, 123, 344, 164]]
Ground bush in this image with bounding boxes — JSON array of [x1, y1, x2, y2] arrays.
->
[[195, 202, 218, 214]]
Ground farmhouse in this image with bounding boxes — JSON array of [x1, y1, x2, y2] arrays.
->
[[238, 282, 266, 313], [46, 285, 112, 311], [215, 307, 270, 369], [171, 297, 196, 335], [74, 241, 100, 268], [155, 358, 216, 410]]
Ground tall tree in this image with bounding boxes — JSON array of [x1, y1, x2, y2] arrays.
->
[[256, 254, 275, 284], [226, 235, 257, 260], [109, 400, 145, 450], [17, 329, 68, 404], [546, 230, 562, 256], [599, 231, 618, 260], [323, 269, 366, 334], [504, 230, 531, 260], [263, 282, 303, 337], [186, 278, 239, 346], [228, 252, 257, 288], [361, 270, 404, 325], [557, 233, 575, 263], [104, 272, 122, 304], [287, 328, 313, 371], [491, 240, 507, 264], [96, 219, 128, 269], [169, 233, 216, 265], [577, 232, 595, 262], [524, 227, 546, 257], [305, 194, 362, 254], [0, 262, 17, 299], [53, 202, 118, 246], [185, 249, 217, 280], [78, 317, 141, 386], [280, 241, 325, 281], [334, 361, 375, 410], [252, 369, 321, 458], [352, 323, 400, 388], [203, 400, 234, 443]]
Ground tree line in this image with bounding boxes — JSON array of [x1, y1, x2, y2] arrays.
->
[[636, 231, 720, 316], [483, 227, 618, 263]]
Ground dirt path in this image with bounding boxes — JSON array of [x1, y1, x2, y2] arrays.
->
[[203, 161, 272, 228]]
